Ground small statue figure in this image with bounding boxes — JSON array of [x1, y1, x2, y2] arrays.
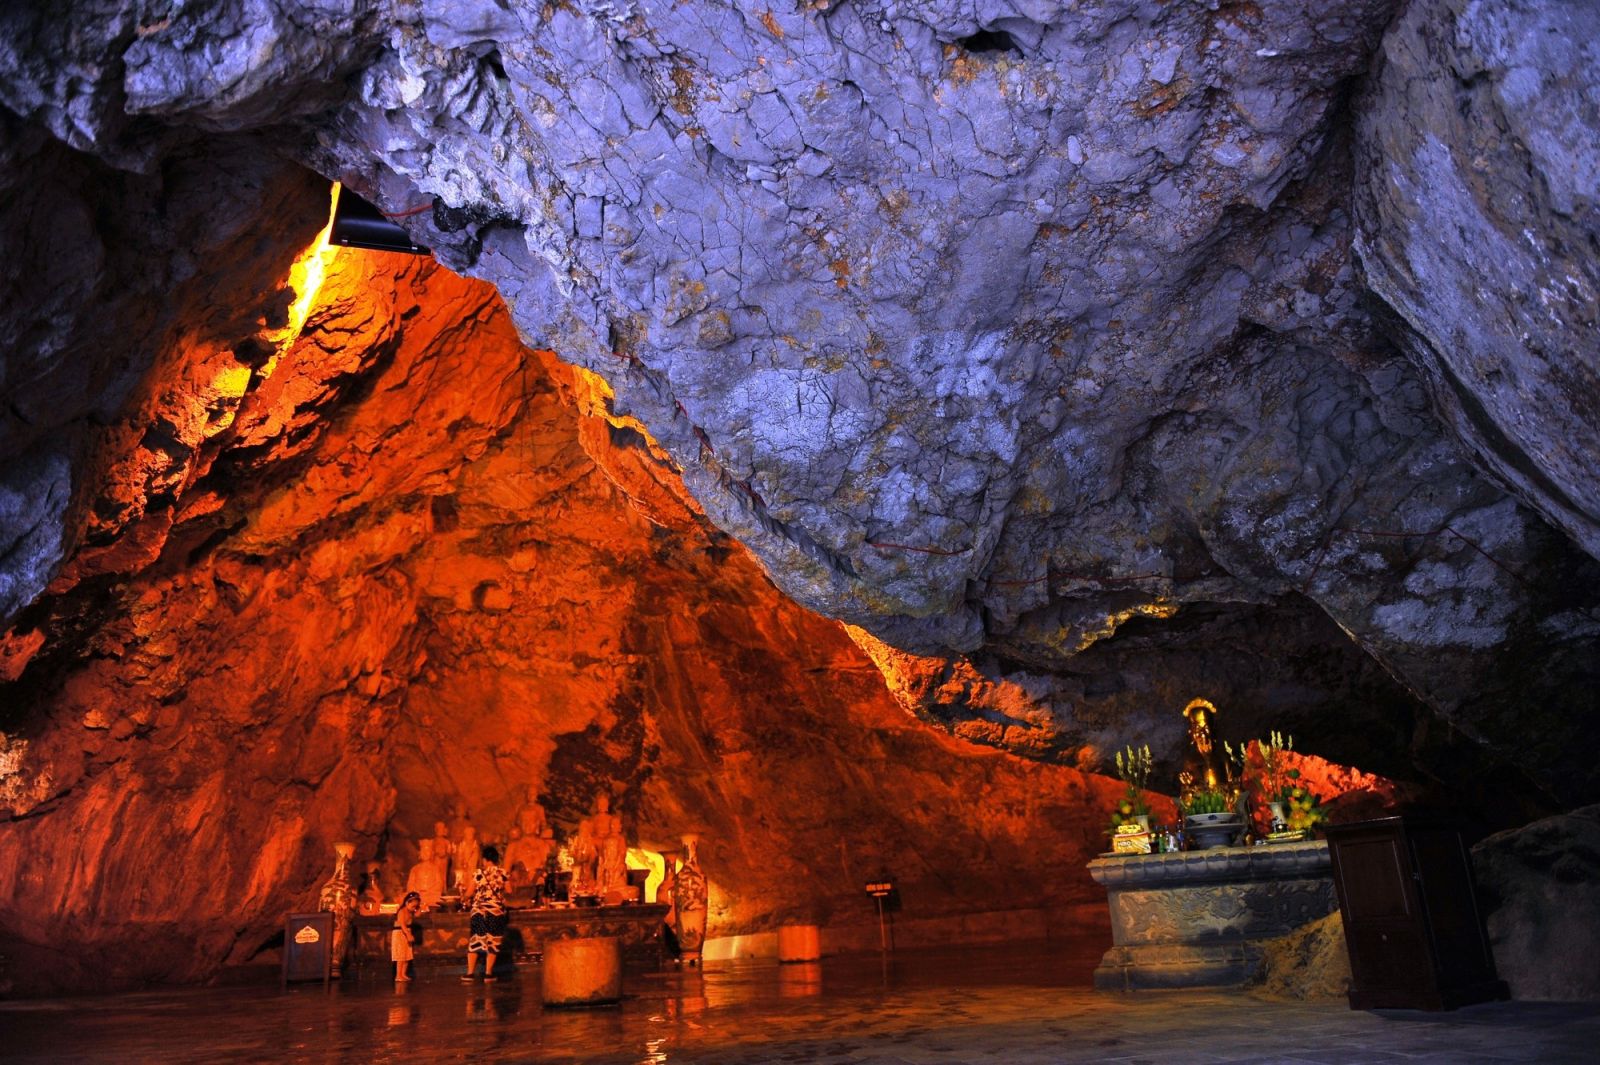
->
[[453, 824, 482, 895], [571, 792, 627, 899], [431, 820, 454, 887], [515, 786, 548, 838], [449, 800, 473, 849], [673, 835, 708, 966], [504, 826, 527, 882], [359, 860, 385, 915], [405, 838, 446, 909], [570, 794, 600, 895], [595, 812, 628, 902], [1178, 697, 1224, 801], [504, 824, 554, 891], [570, 818, 595, 895], [317, 841, 359, 978]]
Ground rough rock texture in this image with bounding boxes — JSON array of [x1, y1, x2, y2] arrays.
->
[[0, 113, 326, 624], [1, 0, 1599, 992], [1356, 0, 1600, 562], [0, 240, 1128, 996], [290, 0, 1600, 809], [1250, 911, 1351, 1001], [1, 4, 1596, 802], [1473, 805, 1600, 1002], [849, 601, 1503, 807]]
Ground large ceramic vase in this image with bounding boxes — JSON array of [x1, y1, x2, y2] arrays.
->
[[1185, 812, 1244, 850], [317, 842, 358, 977], [673, 835, 708, 966]]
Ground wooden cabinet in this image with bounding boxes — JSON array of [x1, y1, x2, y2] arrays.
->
[[1326, 817, 1508, 1010], [281, 912, 333, 986]]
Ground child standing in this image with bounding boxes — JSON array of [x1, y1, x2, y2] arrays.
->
[[392, 891, 422, 982]]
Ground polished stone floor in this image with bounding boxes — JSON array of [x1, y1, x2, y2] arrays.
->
[[2, 940, 1596, 1064]]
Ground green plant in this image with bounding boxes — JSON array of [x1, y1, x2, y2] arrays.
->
[[1181, 789, 1235, 816], [1279, 782, 1326, 832], [1254, 731, 1297, 804], [1248, 731, 1327, 833], [1108, 788, 1149, 834], [1108, 743, 1153, 834]]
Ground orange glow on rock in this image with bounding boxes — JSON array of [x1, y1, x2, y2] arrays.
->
[[844, 623, 1070, 756], [265, 182, 340, 361], [0, 228, 1153, 993], [1243, 744, 1407, 834]]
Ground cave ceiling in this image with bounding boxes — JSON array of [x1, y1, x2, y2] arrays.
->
[[3, 0, 1599, 793], [1, 0, 1599, 967]]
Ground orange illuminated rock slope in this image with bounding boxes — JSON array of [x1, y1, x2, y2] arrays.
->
[[0, 241, 1135, 994]]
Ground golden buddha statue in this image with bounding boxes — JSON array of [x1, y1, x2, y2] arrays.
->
[[1179, 697, 1225, 801]]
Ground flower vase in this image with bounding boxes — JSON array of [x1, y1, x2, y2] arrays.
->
[[317, 842, 358, 977], [673, 835, 708, 965]]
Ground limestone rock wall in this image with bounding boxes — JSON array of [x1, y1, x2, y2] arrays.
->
[[2, 3, 1596, 803], [1355, 0, 1600, 561], [1473, 805, 1600, 1002], [265, 0, 1600, 810], [0, 118, 326, 623], [0, 233, 1129, 995], [1, 0, 1599, 993]]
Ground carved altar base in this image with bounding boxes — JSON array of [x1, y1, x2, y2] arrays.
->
[[352, 903, 667, 972], [1087, 842, 1335, 990]]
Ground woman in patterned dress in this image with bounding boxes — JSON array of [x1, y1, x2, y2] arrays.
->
[[461, 845, 510, 982]]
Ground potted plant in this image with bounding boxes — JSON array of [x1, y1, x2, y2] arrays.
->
[[1108, 744, 1153, 842], [1181, 788, 1244, 848], [1180, 741, 1246, 848], [1252, 731, 1327, 840]]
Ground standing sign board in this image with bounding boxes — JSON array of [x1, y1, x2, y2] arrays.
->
[[282, 912, 333, 987]]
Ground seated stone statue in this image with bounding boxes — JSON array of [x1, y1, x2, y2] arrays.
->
[[504, 824, 554, 888], [405, 838, 446, 909]]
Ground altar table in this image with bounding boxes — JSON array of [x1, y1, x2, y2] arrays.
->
[[1087, 841, 1336, 990], [351, 903, 668, 971]]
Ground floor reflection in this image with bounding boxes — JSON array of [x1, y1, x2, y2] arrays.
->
[[4, 937, 1596, 1064], [777, 961, 822, 998]]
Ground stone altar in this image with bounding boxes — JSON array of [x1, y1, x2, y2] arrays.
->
[[351, 903, 668, 972], [1087, 841, 1336, 990]]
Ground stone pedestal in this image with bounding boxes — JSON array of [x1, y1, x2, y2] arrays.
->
[[778, 924, 821, 963], [1087, 842, 1335, 990], [352, 903, 666, 971], [541, 935, 623, 1007]]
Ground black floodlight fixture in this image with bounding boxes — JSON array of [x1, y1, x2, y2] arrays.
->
[[330, 183, 430, 255]]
